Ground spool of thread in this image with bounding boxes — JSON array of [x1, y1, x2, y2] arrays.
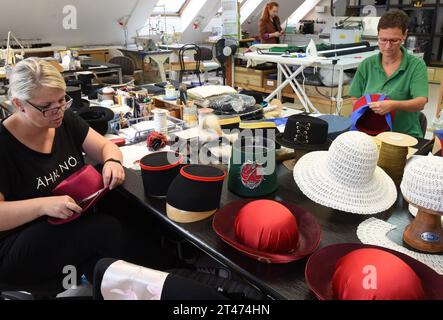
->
[[152, 108, 169, 135], [376, 132, 418, 185], [377, 142, 409, 185]]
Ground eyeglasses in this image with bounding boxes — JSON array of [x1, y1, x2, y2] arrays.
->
[[26, 95, 73, 118], [378, 38, 403, 45]]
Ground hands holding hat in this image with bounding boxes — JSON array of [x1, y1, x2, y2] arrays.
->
[[369, 100, 394, 115], [103, 159, 125, 190]]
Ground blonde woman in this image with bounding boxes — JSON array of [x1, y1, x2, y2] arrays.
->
[[0, 58, 125, 289]]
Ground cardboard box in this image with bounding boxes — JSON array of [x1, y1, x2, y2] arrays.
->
[[170, 61, 204, 72], [234, 66, 276, 88]]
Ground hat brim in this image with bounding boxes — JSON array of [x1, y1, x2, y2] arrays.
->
[[71, 99, 90, 111], [48, 188, 109, 225], [213, 105, 263, 120], [213, 199, 321, 263], [293, 151, 397, 214], [78, 106, 115, 123], [305, 243, 443, 300], [275, 132, 331, 151]]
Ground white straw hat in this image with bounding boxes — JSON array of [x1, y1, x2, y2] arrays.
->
[[400, 155, 443, 213], [293, 131, 397, 214]]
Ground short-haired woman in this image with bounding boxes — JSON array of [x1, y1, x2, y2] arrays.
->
[[349, 9, 429, 138], [0, 58, 125, 288], [259, 2, 283, 44]]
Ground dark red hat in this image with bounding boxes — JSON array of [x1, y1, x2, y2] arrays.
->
[[305, 243, 443, 300], [49, 165, 108, 225], [350, 94, 395, 136], [213, 199, 321, 263]]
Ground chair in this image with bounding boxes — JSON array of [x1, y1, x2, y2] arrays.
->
[[178, 44, 203, 85], [419, 111, 427, 137], [197, 46, 221, 83], [100, 56, 137, 86]]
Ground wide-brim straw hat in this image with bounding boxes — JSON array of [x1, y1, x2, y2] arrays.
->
[[293, 131, 397, 214]]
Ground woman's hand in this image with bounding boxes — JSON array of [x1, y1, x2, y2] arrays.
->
[[103, 161, 125, 190], [39, 196, 82, 220], [270, 31, 281, 38], [369, 100, 394, 115]]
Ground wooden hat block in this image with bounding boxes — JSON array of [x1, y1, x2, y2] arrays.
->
[[403, 203, 443, 254]]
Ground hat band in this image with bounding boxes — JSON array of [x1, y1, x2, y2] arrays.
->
[[140, 155, 184, 171], [180, 165, 226, 182]]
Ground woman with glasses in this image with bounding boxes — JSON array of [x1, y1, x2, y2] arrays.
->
[[0, 58, 125, 289], [349, 9, 428, 138]]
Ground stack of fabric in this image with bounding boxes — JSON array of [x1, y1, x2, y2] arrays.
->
[[187, 85, 263, 120]]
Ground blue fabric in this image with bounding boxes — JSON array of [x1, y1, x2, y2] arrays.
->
[[350, 94, 393, 131], [261, 117, 288, 126], [318, 115, 352, 136]]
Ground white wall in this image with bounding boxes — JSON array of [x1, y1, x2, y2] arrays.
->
[[241, 0, 305, 37], [0, 0, 156, 46], [180, 0, 222, 44]]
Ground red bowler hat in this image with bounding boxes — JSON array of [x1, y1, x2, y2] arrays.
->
[[305, 243, 443, 300], [350, 94, 395, 136], [49, 164, 108, 225], [213, 199, 321, 263]]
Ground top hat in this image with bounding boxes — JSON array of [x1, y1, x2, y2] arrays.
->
[[78, 107, 115, 135], [166, 165, 226, 223], [213, 199, 321, 263], [49, 165, 108, 225], [66, 86, 90, 111], [350, 94, 395, 136], [305, 243, 443, 300], [276, 114, 331, 150]]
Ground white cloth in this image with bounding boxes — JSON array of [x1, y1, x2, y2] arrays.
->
[[120, 143, 170, 170], [101, 260, 169, 300], [187, 85, 237, 99], [357, 218, 443, 275]]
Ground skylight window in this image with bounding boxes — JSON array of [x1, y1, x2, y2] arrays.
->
[[152, 0, 190, 16]]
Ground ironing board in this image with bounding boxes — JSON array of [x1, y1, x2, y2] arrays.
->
[[243, 49, 380, 114]]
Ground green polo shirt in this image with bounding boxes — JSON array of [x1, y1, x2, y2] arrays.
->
[[349, 46, 428, 138]]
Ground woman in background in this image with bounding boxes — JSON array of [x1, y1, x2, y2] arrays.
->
[[259, 2, 284, 44]]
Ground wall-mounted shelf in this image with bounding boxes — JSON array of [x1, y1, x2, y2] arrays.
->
[[346, 0, 443, 64]]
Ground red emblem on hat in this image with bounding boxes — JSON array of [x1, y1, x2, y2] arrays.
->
[[240, 161, 264, 189]]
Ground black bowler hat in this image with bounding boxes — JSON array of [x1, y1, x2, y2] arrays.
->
[[166, 165, 226, 223], [66, 86, 90, 111], [78, 107, 114, 135], [276, 114, 331, 150]]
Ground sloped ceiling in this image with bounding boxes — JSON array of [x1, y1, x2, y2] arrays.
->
[[0, 0, 155, 46]]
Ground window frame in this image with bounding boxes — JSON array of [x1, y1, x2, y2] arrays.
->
[[151, 0, 192, 17]]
